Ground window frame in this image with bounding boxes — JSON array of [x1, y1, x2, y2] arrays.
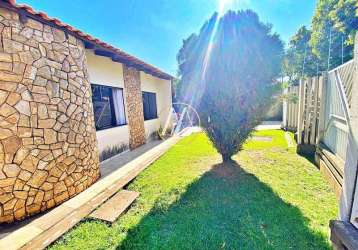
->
[[142, 91, 158, 121], [91, 83, 127, 131]]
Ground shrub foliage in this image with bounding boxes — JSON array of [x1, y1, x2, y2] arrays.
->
[[177, 10, 283, 161]]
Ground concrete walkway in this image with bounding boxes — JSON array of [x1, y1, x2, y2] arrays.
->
[[100, 139, 162, 178], [0, 128, 196, 250]]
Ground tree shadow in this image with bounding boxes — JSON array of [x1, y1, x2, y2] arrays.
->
[[117, 161, 331, 250]]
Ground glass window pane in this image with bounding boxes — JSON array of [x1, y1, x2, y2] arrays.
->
[[142, 91, 157, 120], [91, 84, 117, 130]]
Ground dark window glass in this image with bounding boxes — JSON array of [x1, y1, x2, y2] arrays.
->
[[142, 91, 157, 120], [91, 84, 126, 130]]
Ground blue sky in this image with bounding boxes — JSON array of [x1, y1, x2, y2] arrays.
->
[[17, 0, 316, 75]]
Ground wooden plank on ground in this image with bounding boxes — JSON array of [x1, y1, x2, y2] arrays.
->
[[17, 136, 182, 250], [90, 190, 139, 223]]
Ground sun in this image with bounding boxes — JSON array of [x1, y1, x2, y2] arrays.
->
[[218, 0, 234, 17]]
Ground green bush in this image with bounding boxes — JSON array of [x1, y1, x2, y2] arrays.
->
[[177, 10, 284, 161]]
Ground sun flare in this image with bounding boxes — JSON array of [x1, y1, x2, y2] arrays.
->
[[218, 0, 234, 17], [202, 0, 237, 79]]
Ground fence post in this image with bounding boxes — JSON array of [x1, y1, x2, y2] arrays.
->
[[317, 73, 327, 144], [297, 79, 305, 144], [283, 87, 288, 129], [341, 33, 358, 223], [294, 85, 299, 130], [303, 78, 312, 144], [310, 77, 319, 144]]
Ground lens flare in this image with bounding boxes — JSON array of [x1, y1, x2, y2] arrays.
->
[[218, 0, 234, 17], [184, 0, 243, 108], [202, 0, 238, 78]]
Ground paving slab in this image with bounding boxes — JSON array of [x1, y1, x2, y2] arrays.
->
[[90, 190, 139, 223], [252, 136, 273, 142], [255, 121, 282, 131]]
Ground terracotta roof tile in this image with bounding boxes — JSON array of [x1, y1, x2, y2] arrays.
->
[[2, 0, 173, 80]]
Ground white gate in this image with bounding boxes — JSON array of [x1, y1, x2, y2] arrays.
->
[[322, 61, 353, 162]]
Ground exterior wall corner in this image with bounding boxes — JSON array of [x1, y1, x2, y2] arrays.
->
[[0, 7, 100, 223]]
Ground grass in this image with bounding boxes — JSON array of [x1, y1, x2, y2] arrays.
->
[[51, 130, 338, 250]]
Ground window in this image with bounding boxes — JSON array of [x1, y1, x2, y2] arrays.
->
[[91, 84, 126, 130], [142, 91, 157, 120]]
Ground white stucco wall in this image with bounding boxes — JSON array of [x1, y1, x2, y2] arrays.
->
[[141, 72, 173, 139], [95, 126, 130, 153], [86, 50, 130, 153], [86, 50, 125, 88]]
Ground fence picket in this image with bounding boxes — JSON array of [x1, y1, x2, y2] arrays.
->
[[310, 77, 319, 144], [303, 79, 312, 144], [317, 74, 327, 144], [297, 79, 305, 144]]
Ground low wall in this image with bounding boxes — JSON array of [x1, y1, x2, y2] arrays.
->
[[0, 7, 100, 223]]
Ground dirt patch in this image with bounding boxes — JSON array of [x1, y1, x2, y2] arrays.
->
[[211, 161, 241, 179], [246, 151, 264, 159]]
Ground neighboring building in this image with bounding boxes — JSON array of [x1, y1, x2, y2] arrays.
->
[[0, 0, 173, 223]]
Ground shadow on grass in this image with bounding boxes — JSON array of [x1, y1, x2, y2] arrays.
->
[[118, 161, 330, 250], [297, 147, 317, 166], [299, 153, 317, 167]]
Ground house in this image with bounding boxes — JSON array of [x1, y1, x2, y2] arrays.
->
[[87, 51, 173, 156], [0, 0, 173, 223]]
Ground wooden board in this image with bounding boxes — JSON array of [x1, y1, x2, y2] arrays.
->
[[18, 135, 182, 250], [330, 220, 358, 250], [321, 148, 344, 176], [310, 77, 319, 144], [90, 190, 139, 223], [317, 75, 326, 144], [319, 158, 342, 199], [321, 154, 343, 185], [297, 79, 306, 144]]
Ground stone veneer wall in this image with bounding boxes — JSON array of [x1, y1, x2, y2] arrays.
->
[[0, 8, 100, 223], [123, 65, 146, 149]]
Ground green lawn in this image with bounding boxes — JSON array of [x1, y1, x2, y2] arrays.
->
[[51, 130, 338, 250]]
